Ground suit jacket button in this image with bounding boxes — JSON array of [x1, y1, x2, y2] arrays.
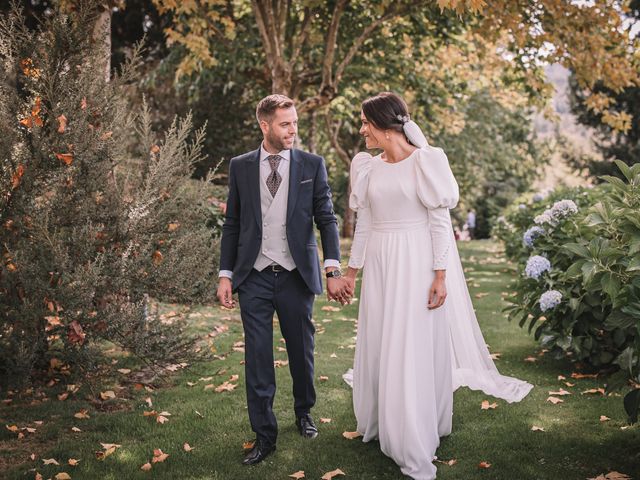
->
[[281, 236, 286, 240], [281, 248, 286, 252]]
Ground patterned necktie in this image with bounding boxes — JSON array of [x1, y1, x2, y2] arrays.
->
[[266, 154, 282, 197]]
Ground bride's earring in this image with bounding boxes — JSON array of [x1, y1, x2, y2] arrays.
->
[[385, 131, 390, 140]]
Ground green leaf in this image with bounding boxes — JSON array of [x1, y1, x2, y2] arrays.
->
[[601, 272, 621, 299], [584, 212, 605, 227], [563, 242, 590, 258], [614, 160, 633, 182], [624, 389, 640, 424], [626, 255, 640, 272], [614, 347, 636, 375], [604, 311, 636, 330], [581, 261, 598, 284]]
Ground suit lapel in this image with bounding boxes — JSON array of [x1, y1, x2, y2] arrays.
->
[[287, 149, 303, 222], [247, 149, 262, 229]]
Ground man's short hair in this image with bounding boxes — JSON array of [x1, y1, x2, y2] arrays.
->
[[256, 94, 295, 123]]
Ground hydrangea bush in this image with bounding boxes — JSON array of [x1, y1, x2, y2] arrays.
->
[[495, 161, 640, 422]]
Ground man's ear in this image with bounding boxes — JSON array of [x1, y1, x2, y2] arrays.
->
[[259, 119, 269, 135]]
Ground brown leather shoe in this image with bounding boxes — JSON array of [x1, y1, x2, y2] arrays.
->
[[295, 414, 319, 439]]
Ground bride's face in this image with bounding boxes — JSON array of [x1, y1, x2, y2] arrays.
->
[[359, 111, 382, 149]]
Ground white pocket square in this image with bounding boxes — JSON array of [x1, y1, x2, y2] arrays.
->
[[300, 179, 313, 184]]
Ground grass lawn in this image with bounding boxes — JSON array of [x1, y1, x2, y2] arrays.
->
[[1, 240, 638, 480]]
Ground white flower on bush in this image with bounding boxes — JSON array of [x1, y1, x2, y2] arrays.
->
[[523, 226, 545, 247], [525, 255, 551, 279], [534, 210, 553, 225], [518, 203, 527, 210], [550, 199, 578, 219], [533, 199, 578, 227], [539, 290, 562, 311]]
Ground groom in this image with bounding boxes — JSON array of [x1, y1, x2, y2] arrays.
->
[[217, 94, 350, 465]]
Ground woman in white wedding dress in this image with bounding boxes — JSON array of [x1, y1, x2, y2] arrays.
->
[[342, 92, 533, 480]]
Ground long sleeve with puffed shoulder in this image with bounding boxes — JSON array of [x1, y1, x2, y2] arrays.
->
[[347, 152, 373, 269], [414, 147, 459, 270]]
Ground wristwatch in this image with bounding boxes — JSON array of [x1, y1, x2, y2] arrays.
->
[[326, 269, 342, 279]]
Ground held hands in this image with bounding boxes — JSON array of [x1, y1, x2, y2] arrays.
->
[[427, 271, 447, 310], [216, 277, 236, 309], [327, 269, 354, 305]]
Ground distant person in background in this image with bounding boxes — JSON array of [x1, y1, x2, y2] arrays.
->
[[466, 209, 476, 240]]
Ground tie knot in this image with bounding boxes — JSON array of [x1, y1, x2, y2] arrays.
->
[[266, 155, 282, 172]]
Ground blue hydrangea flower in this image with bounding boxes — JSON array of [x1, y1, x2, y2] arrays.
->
[[523, 226, 545, 248], [539, 290, 562, 311], [518, 203, 527, 210], [525, 255, 551, 279], [533, 193, 545, 202], [534, 210, 553, 226]]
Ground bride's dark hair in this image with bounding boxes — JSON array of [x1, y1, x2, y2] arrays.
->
[[361, 92, 409, 133]]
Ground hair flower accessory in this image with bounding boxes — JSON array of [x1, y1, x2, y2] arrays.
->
[[396, 114, 410, 124]]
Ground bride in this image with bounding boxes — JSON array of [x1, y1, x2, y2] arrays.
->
[[342, 92, 533, 480]]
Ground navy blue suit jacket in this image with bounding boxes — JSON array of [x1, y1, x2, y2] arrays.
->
[[219, 147, 341, 295]]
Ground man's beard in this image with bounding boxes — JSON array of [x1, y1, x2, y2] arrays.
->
[[266, 131, 290, 151]]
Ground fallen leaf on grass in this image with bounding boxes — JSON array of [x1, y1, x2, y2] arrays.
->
[[319, 375, 329, 382], [117, 369, 131, 374], [582, 388, 605, 395], [490, 353, 501, 360], [478, 461, 492, 469], [6, 425, 19, 432], [320, 418, 332, 423], [242, 440, 255, 450], [35, 473, 43, 480], [481, 400, 498, 410], [96, 443, 121, 460], [548, 389, 571, 396], [587, 472, 632, 480], [600, 416, 611, 422], [531, 426, 545, 432], [474, 293, 489, 298], [571, 372, 598, 379], [100, 390, 116, 400], [289, 471, 305, 479], [215, 381, 237, 393], [564, 382, 576, 387], [74, 409, 90, 419], [71, 427, 81, 432], [55, 473, 71, 480], [274, 360, 289, 368], [321, 468, 345, 479], [141, 462, 152, 471], [42, 458, 60, 465], [58, 392, 69, 401], [68, 458, 80, 466], [546, 396, 564, 405], [183, 443, 194, 452], [524, 356, 538, 363], [434, 458, 457, 466], [342, 431, 362, 439], [321, 306, 341, 312], [144, 397, 153, 408], [152, 449, 169, 463], [558, 375, 567, 380]]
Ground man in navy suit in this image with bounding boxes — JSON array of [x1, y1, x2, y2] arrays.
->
[[217, 94, 351, 465]]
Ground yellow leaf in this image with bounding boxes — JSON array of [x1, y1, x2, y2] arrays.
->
[[100, 390, 116, 400], [68, 458, 80, 466], [6, 425, 19, 432], [342, 431, 362, 440], [71, 427, 82, 432], [289, 471, 305, 479], [183, 443, 194, 452], [319, 375, 329, 382], [42, 458, 60, 465], [478, 461, 492, 469], [152, 450, 169, 463], [582, 388, 605, 395], [531, 426, 545, 432], [117, 368, 131, 374], [600, 415, 611, 422], [319, 418, 332, 423], [141, 462, 152, 471], [54, 473, 71, 480], [546, 396, 564, 405], [74, 409, 90, 419]]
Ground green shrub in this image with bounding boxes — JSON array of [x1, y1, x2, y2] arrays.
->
[[496, 162, 640, 422]]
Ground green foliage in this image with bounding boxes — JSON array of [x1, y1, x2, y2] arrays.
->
[[495, 162, 640, 421], [0, 4, 219, 385]]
